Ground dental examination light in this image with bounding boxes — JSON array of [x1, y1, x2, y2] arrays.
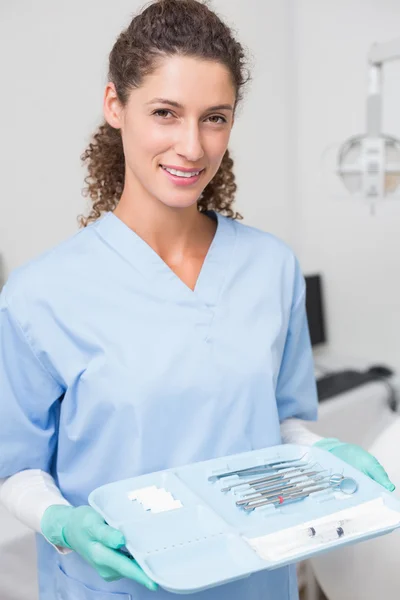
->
[[324, 38, 400, 213]]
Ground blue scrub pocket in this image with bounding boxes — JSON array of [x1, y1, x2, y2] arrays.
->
[[55, 563, 132, 600]]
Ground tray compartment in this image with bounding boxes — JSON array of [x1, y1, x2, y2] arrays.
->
[[121, 504, 232, 554], [89, 471, 204, 527], [142, 533, 263, 593]]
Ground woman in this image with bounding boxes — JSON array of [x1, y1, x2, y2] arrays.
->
[[0, 1, 394, 599]]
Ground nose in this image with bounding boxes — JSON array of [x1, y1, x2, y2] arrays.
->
[[174, 120, 205, 163]]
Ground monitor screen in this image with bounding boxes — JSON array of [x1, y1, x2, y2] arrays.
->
[[305, 274, 326, 346]]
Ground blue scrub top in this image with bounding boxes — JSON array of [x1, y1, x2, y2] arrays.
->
[[0, 211, 317, 600]]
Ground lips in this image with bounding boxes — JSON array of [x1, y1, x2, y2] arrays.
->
[[160, 165, 205, 175], [160, 165, 204, 186]]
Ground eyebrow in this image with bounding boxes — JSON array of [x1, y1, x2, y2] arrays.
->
[[146, 98, 233, 112]]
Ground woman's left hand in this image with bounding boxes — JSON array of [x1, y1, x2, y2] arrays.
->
[[314, 438, 395, 492]]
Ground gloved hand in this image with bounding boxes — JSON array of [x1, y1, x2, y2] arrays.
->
[[41, 505, 157, 590], [314, 438, 395, 492]]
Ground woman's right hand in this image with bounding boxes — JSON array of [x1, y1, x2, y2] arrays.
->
[[41, 505, 157, 590]]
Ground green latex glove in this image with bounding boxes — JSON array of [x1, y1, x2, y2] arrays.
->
[[314, 438, 396, 492], [41, 505, 157, 590]]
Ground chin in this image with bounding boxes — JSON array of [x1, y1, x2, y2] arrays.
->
[[158, 194, 201, 210]]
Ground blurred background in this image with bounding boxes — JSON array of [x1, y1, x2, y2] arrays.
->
[[1, 1, 400, 599]]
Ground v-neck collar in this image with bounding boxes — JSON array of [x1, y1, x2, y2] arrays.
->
[[94, 209, 237, 309]]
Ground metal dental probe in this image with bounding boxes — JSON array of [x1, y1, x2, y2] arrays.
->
[[243, 482, 332, 511], [241, 473, 358, 507], [236, 475, 331, 507], [220, 464, 316, 493], [239, 473, 328, 499], [248, 470, 325, 493], [236, 483, 300, 505], [207, 456, 308, 482], [236, 471, 326, 504]]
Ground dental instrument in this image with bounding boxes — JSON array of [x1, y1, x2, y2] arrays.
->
[[207, 457, 308, 482], [243, 483, 332, 511], [235, 472, 327, 504], [220, 464, 315, 492], [236, 473, 358, 509]]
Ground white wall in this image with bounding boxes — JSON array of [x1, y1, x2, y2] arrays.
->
[[292, 0, 400, 366], [0, 0, 292, 279]]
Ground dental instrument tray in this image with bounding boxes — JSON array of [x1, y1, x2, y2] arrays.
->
[[89, 444, 400, 594]]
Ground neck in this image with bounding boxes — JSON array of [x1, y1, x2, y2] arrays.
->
[[112, 182, 215, 261]]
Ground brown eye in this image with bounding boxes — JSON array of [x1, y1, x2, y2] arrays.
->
[[153, 109, 173, 118], [207, 115, 227, 124]]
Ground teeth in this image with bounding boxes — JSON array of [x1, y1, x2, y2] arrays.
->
[[162, 166, 201, 178]]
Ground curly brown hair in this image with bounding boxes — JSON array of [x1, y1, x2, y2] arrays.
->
[[79, 0, 251, 227]]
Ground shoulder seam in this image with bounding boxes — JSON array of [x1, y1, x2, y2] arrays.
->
[[2, 290, 64, 392]]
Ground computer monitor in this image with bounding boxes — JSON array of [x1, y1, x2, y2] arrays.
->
[[305, 274, 326, 346]]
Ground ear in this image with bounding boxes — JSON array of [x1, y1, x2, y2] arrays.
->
[[103, 82, 123, 129]]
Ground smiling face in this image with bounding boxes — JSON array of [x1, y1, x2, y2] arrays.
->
[[104, 54, 236, 211]]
